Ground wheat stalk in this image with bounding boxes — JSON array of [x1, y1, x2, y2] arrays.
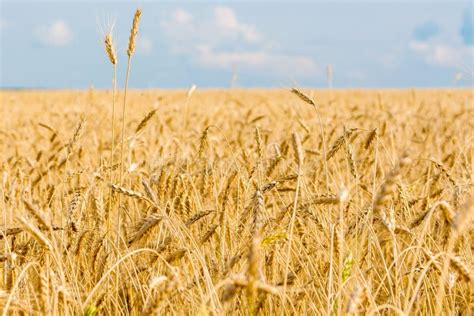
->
[[116, 8, 142, 259], [104, 31, 118, 233]]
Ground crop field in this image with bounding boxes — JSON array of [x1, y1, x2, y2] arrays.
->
[[1, 4, 474, 315], [0, 87, 473, 315]]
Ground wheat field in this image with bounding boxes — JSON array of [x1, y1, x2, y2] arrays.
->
[[0, 87, 473, 315], [1, 6, 473, 316]]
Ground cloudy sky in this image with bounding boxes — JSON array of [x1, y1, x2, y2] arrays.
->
[[0, 1, 473, 88]]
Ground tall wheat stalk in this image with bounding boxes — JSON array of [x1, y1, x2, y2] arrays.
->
[[104, 33, 117, 233], [112, 9, 141, 312], [117, 8, 141, 245]]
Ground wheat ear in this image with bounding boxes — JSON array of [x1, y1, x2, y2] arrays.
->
[[291, 88, 329, 189]]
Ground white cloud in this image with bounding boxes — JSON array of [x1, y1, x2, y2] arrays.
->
[[214, 6, 260, 43], [160, 6, 318, 79], [137, 36, 153, 55], [409, 19, 473, 69], [173, 8, 193, 25], [410, 41, 473, 68], [214, 6, 239, 29], [161, 6, 261, 48], [35, 20, 73, 46], [160, 9, 197, 53], [195, 45, 317, 75]]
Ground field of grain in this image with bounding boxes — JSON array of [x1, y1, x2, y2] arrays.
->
[[0, 87, 472, 315]]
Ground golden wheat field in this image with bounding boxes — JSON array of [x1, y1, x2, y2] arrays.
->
[[0, 87, 473, 315]]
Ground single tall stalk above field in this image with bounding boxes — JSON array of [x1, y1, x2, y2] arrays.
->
[[103, 32, 117, 232], [117, 8, 141, 243], [120, 8, 141, 188]]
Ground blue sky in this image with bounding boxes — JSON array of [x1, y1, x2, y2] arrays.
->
[[0, 1, 473, 88]]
